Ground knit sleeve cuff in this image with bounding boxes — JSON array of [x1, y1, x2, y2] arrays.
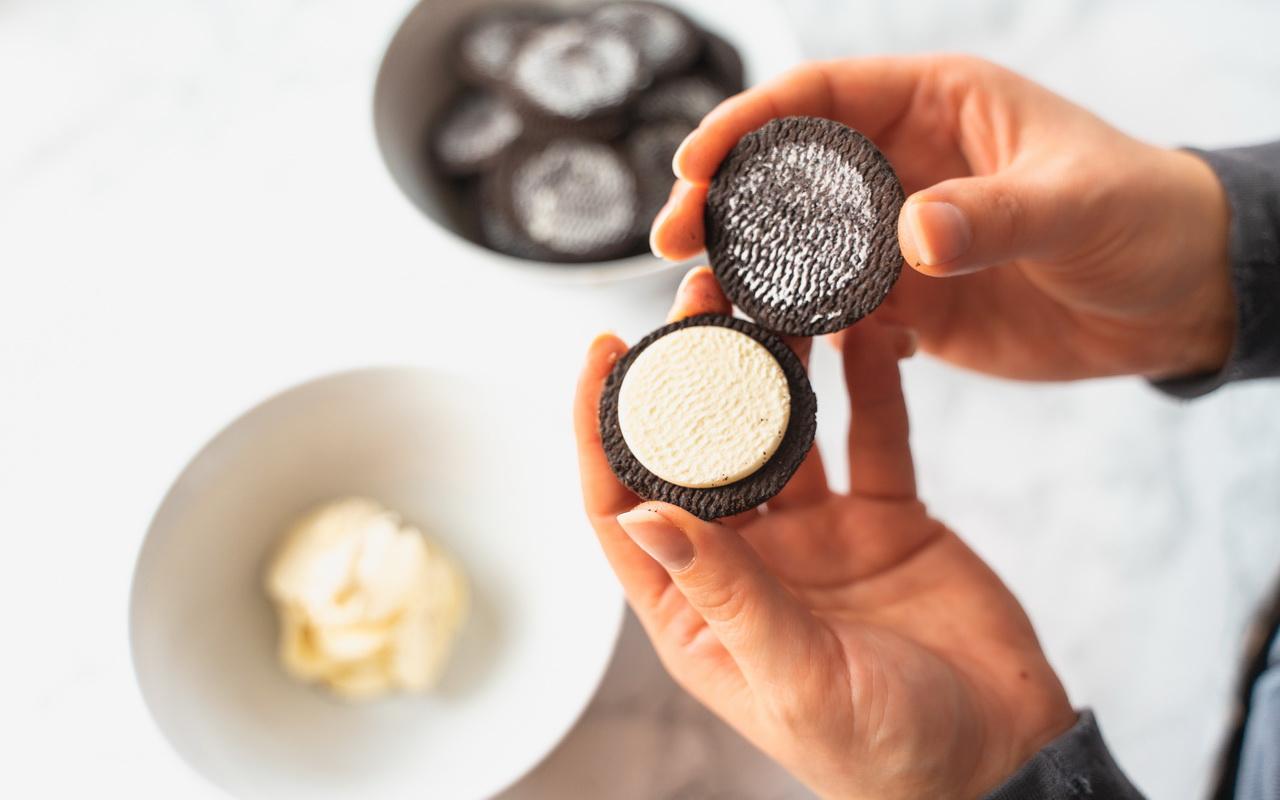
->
[[983, 711, 1144, 800], [1154, 142, 1280, 398]]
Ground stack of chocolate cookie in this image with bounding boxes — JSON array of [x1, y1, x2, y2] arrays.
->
[[432, 1, 744, 263]]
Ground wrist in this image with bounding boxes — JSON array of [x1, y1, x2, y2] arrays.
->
[[962, 668, 1077, 799]]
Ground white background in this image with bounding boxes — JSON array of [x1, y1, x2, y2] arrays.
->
[[4, 0, 1280, 797]]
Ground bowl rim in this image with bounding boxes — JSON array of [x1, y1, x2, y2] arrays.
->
[[127, 363, 628, 800]]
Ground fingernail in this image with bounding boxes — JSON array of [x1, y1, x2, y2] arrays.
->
[[675, 265, 712, 295], [672, 267, 698, 302], [589, 332, 623, 362], [617, 508, 694, 571], [905, 202, 971, 267]]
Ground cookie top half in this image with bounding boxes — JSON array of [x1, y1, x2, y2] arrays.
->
[[599, 314, 816, 520], [704, 116, 905, 336]]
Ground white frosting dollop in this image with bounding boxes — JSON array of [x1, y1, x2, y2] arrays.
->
[[266, 498, 468, 700]]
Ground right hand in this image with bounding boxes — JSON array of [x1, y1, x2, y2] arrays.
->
[[652, 55, 1235, 382]]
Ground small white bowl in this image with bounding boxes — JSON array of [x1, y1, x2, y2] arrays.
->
[[372, 0, 803, 285], [130, 368, 624, 800]]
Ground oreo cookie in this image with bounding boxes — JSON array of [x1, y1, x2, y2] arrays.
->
[[474, 174, 547, 260], [634, 74, 728, 126], [699, 29, 745, 94], [432, 91, 523, 175], [518, 107, 628, 143], [589, 2, 700, 80], [599, 314, 817, 520], [453, 7, 557, 87], [624, 119, 693, 234], [496, 138, 642, 262], [705, 116, 905, 336], [506, 18, 646, 122]]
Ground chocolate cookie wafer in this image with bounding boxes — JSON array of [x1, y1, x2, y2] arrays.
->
[[432, 91, 523, 175], [599, 314, 817, 520], [705, 116, 905, 335]]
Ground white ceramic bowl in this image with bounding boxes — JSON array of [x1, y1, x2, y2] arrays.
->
[[372, 0, 803, 284], [130, 368, 624, 799]]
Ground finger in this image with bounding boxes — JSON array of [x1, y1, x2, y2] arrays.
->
[[873, 321, 920, 360], [843, 320, 917, 499], [871, 261, 960, 351], [666, 265, 732, 322], [762, 334, 829, 510], [615, 502, 835, 690], [650, 180, 708, 261], [574, 333, 672, 600], [898, 170, 1074, 276], [720, 508, 762, 527]]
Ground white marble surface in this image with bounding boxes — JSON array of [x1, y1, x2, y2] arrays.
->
[[4, 1, 1280, 798]]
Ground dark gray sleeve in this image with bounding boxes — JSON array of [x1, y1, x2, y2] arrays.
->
[[1156, 140, 1280, 398], [983, 711, 1144, 800]]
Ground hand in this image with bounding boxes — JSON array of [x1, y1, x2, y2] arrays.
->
[[651, 56, 1235, 382], [573, 267, 1077, 799]]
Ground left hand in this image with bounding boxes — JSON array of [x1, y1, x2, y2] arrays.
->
[[573, 266, 1077, 799]]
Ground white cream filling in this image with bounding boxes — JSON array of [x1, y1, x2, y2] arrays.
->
[[618, 325, 791, 489]]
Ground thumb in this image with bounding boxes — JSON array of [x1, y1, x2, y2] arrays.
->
[[898, 172, 1064, 275], [615, 502, 829, 688]]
